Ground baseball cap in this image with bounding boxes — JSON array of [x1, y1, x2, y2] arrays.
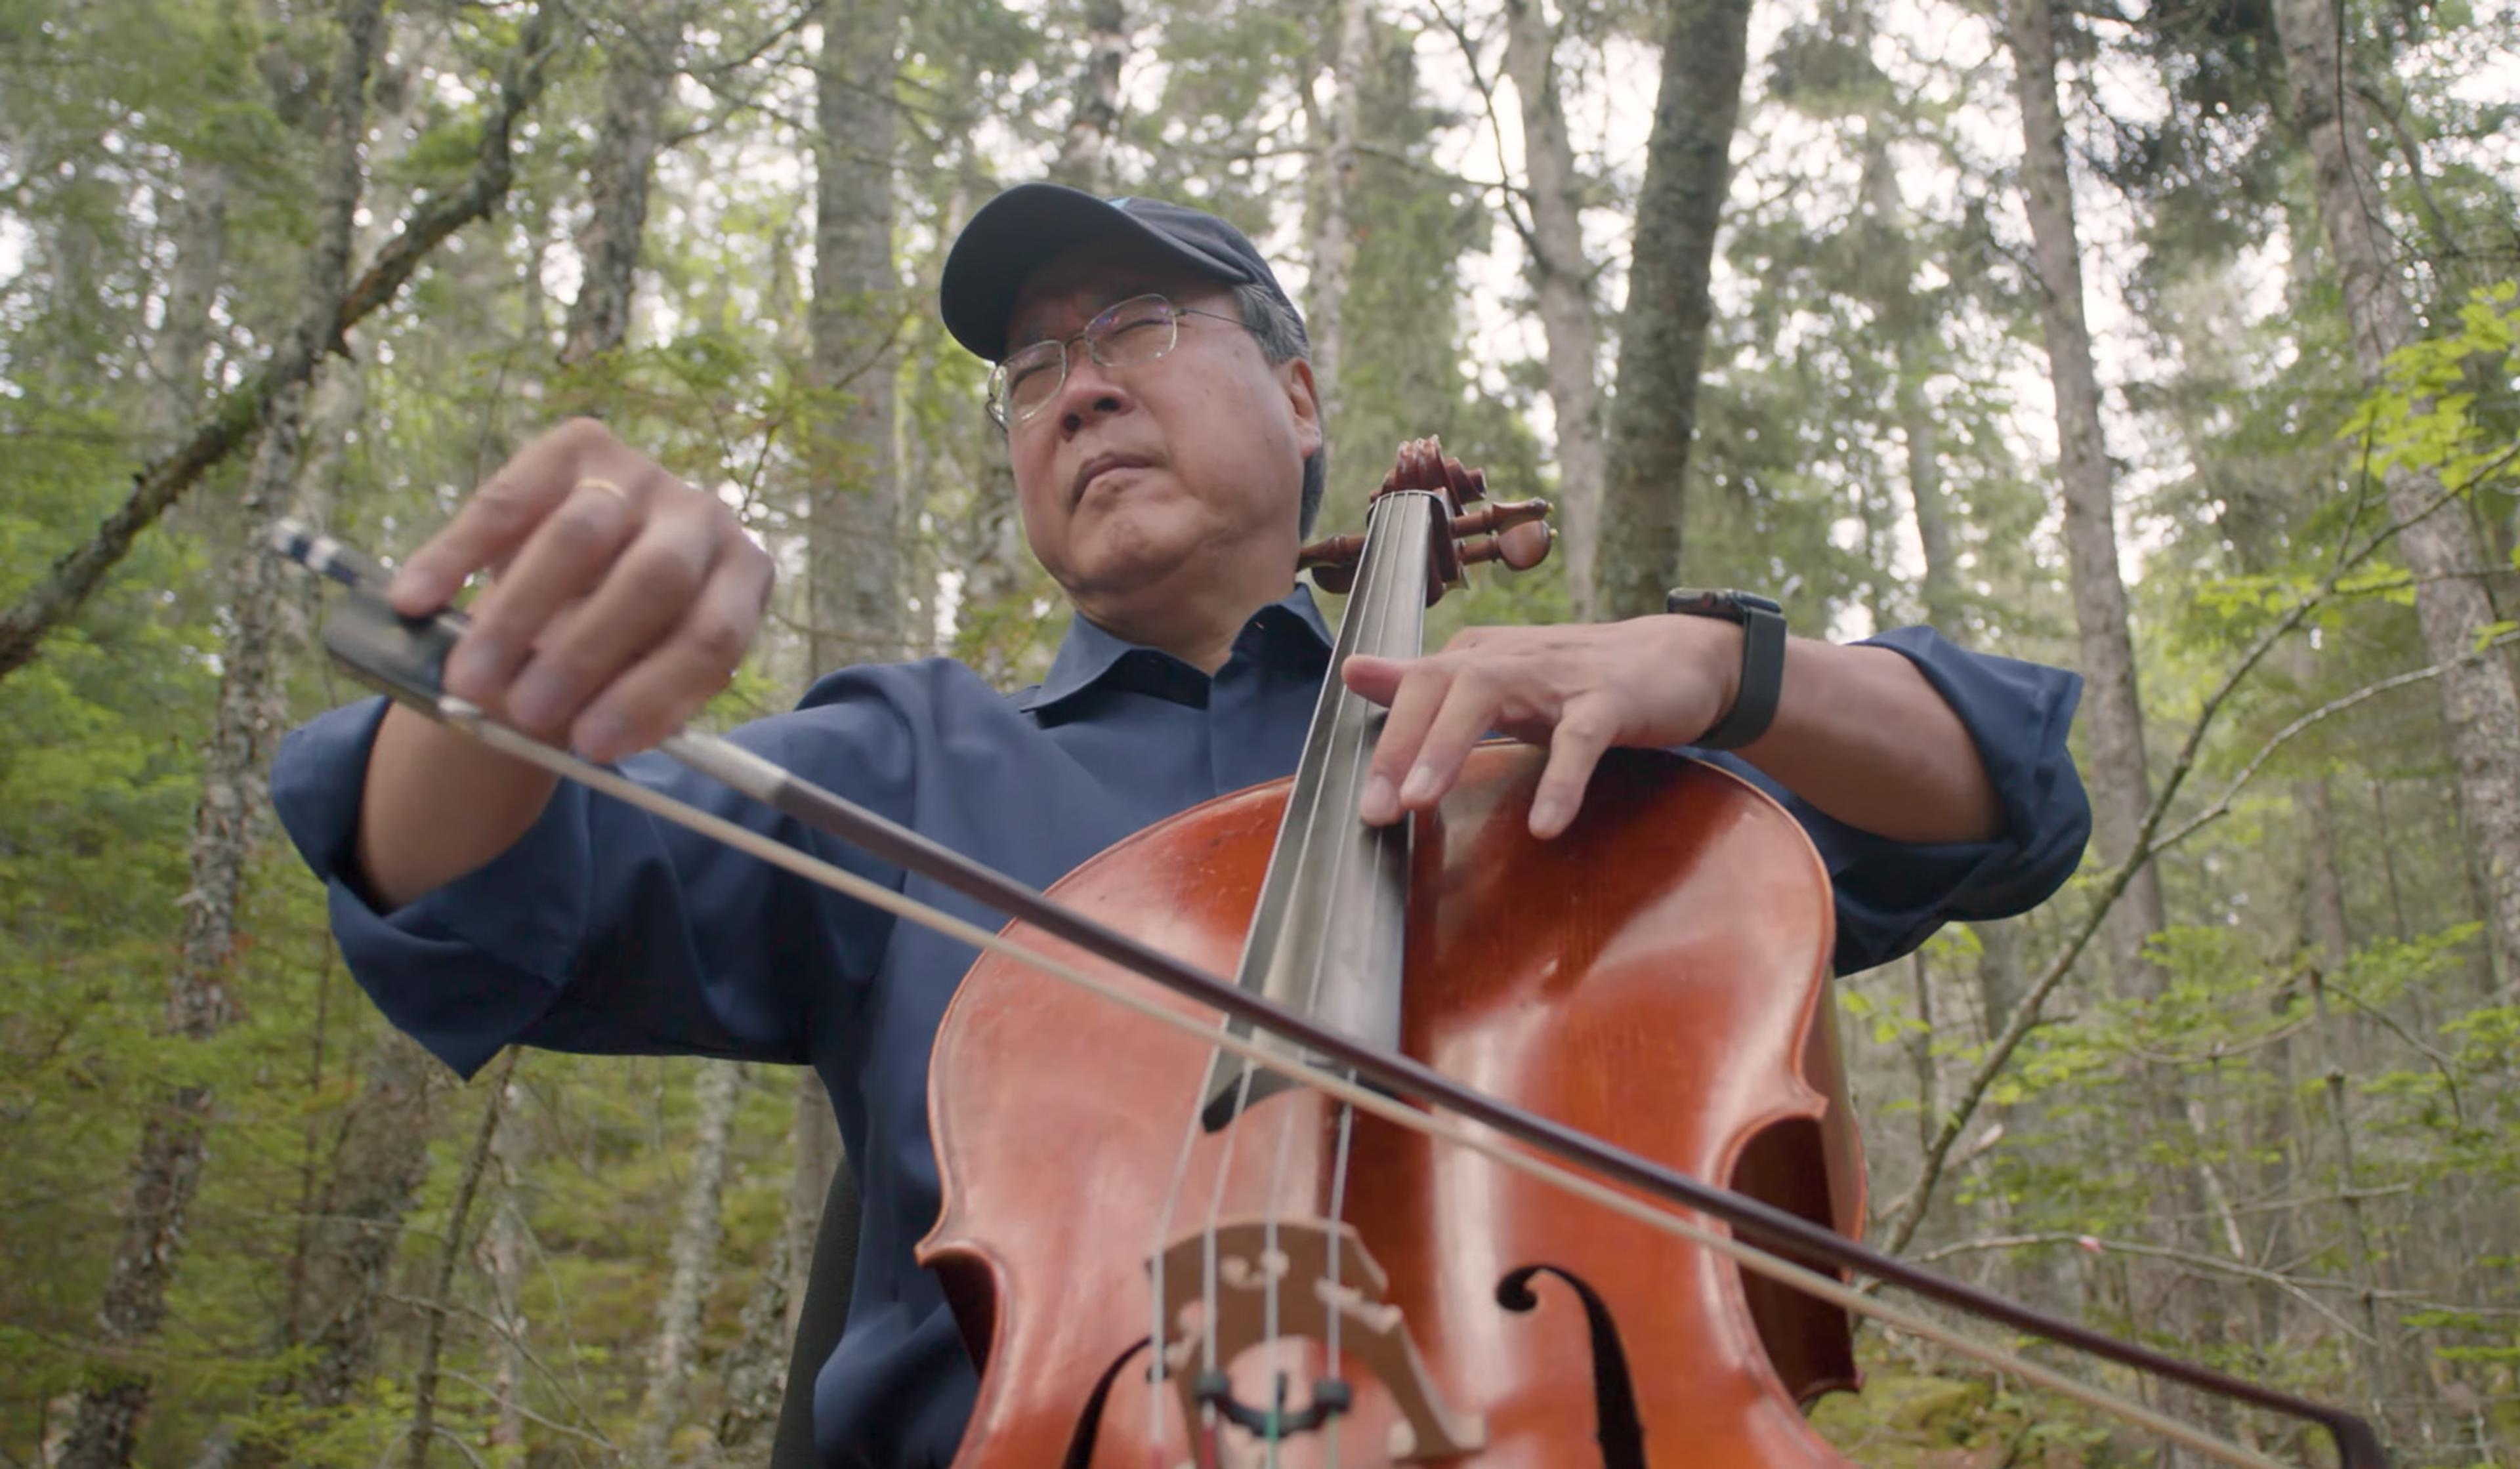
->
[[938, 183, 1305, 362]]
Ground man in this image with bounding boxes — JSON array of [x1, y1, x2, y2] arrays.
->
[[273, 184, 2090, 1466]]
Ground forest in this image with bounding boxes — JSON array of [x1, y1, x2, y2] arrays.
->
[[2, 0, 2517, 1454]]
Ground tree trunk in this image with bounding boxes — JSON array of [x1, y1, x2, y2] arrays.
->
[[148, 157, 232, 443], [240, 1031, 445, 1469], [406, 1052, 516, 1469], [0, 0, 558, 684], [2272, 0, 2520, 990], [1303, 0, 1371, 423], [783, 1071, 845, 1345], [58, 8, 383, 1460], [560, 0, 679, 369], [483, 1064, 534, 1458], [2006, 0, 2165, 991], [711, 1233, 794, 1451], [1049, 0, 1127, 192], [634, 1060, 744, 1464], [1500, 0, 1605, 619], [806, 0, 907, 674], [1593, 0, 1750, 617]]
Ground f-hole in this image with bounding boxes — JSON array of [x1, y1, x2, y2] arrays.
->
[[1496, 1265, 1644, 1469], [1059, 1338, 1150, 1469]]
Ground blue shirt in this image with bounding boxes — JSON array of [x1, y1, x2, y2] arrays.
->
[[270, 587, 2089, 1468]]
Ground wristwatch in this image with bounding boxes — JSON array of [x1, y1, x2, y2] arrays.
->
[[1664, 588, 1786, 750]]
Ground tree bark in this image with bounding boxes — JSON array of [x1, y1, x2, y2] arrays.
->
[[1500, 0, 1605, 619], [560, 0, 679, 369], [633, 1060, 744, 1464], [1049, 0, 1127, 193], [58, 5, 384, 1459], [805, 0, 908, 675], [2272, 0, 2520, 989], [2004, 0, 2166, 990], [147, 157, 232, 443], [782, 1071, 845, 1345], [244, 1031, 445, 1466], [1303, 0, 1371, 421], [1593, 0, 1751, 618], [0, 0, 560, 685], [406, 1052, 516, 1469], [483, 1064, 534, 1459]]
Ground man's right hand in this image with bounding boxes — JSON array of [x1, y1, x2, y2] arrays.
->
[[389, 418, 774, 763], [356, 420, 773, 910]]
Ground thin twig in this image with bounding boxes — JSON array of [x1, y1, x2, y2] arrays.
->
[[1877, 469, 2482, 1254], [405, 1049, 519, 1469]]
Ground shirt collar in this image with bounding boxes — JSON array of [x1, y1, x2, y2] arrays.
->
[[1017, 584, 1336, 716]]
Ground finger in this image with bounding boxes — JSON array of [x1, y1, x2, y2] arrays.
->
[[440, 476, 642, 708], [1530, 699, 1616, 839], [1339, 652, 1410, 707], [1357, 661, 1451, 825], [573, 541, 774, 762], [1395, 672, 1503, 816], [503, 484, 720, 739], [390, 419, 614, 613]]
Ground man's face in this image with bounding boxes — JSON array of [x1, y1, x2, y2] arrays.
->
[[1000, 240, 1321, 624]]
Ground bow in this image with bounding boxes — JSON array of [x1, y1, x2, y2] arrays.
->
[[269, 518, 2389, 1469]]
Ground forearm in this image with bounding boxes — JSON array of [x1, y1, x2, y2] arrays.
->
[[356, 703, 562, 909], [1736, 637, 2003, 845]]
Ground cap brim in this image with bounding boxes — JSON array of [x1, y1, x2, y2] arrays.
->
[[940, 184, 1251, 360]]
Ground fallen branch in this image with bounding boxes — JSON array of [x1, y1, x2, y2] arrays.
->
[[0, 0, 564, 684]]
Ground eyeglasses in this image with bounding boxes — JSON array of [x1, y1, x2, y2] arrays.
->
[[987, 293, 1246, 427]]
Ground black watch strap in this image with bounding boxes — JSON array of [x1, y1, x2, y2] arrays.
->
[[1664, 588, 1786, 751]]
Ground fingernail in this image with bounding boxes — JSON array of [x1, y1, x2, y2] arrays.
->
[[1530, 795, 1569, 837], [1360, 774, 1396, 823], [507, 666, 570, 730], [1400, 764, 1440, 804], [388, 565, 442, 611], [443, 636, 505, 698]]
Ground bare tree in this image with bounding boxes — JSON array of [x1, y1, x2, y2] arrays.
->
[[1500, 0, 1605, 618], [2004, 0, 2166, 998], [633, 1060, 744, 1463], [1305, 0, 1373, 420], [804, 0, 909, 676], [2273, 0, 2520, 987], [1049, 0, 1128, 192], [1593, 0, 1752, 617], [58, 3, 385, 1458], [561, 0, 684, 369]]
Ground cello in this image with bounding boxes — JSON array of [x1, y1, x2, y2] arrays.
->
[[272, 440, 2387, 1469]]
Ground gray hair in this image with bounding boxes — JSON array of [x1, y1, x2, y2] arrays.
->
[[1230, 282, 1328, 537]]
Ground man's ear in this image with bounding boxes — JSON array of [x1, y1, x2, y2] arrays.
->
[[1278, 356, 1323, 457]]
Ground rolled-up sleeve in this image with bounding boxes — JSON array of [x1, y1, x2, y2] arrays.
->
[[270, 696, 911, 1078], [1706, 626, 2091, 976]]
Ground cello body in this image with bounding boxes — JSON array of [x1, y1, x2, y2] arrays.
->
[[921, 742, 1867, 1468]]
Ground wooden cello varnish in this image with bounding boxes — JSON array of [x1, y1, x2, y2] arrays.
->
[[919, 442, 1867, 1468]]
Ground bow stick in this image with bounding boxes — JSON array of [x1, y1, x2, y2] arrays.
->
[[269, 520, 2389, 1469]]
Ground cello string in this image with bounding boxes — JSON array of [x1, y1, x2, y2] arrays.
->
[[1144, 1035, 1213, 1454], [438, 709, 2293, 1469], [1231, 484, 1423, 1455]]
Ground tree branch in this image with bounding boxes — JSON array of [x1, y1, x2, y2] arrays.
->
[[1876, 469, 2483, 1254], [0, 0, 566, 684]]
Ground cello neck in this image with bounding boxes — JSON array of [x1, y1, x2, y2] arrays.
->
[[1195, 488, 1440, 1130]]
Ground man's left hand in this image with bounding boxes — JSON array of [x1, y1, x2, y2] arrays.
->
[[1343, 616, 1744, 840]]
